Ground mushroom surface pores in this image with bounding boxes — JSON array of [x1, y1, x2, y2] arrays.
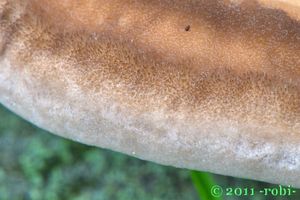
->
[[0, 0, 299, 187]]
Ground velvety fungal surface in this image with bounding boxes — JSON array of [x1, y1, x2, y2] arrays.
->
[[0, 0, 299, 187]]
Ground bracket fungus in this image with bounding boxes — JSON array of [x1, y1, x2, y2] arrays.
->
[[0, 0, 299, 187]]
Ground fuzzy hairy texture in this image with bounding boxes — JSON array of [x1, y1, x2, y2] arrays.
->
[[0, 0, 299, 187]]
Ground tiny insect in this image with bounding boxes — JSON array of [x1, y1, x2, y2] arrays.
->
[[185, 25, 191, 31]]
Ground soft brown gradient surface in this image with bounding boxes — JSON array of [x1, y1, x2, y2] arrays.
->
[[0, 0, 299, 187]]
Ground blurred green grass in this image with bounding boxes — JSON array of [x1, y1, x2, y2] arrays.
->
[[0, 104, 299, 200]]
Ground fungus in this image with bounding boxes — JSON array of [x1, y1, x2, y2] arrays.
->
[[0, 0, 299, 187]]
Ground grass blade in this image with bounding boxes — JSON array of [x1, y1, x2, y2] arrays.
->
[[190, 170, 223, 200]]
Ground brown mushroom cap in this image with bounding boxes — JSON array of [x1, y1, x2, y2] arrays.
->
[[0, 0, 299, 187]]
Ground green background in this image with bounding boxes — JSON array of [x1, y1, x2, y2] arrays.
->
[[0, 104, 298, 200]]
